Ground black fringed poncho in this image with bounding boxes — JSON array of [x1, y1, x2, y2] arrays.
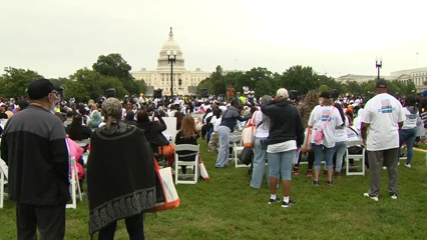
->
[[87, 123, 157, 234]]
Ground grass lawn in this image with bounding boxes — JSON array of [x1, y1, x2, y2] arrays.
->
[[1, 141, 427, 240]]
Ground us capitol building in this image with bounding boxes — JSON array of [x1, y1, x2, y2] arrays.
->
[[131, 28, 211, 96]]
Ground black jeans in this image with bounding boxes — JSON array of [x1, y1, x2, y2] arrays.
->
[[295, 151, 315, 170], [16, 203, 66, 240], [98, 213, 144, 240]]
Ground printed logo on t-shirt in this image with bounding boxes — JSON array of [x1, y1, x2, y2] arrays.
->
[[378, 99, 395, 113], [407, 114, 418, 120], [321, 109, 332, 121]]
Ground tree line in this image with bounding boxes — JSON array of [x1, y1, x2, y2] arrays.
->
[[0, 54, 418, 102], [196, 65, 417, 98], [0, 53, 147, 102]]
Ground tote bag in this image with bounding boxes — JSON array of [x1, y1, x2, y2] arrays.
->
[[241, 112, 257, 148], [301, 127, 313, 152], [199, 162, 210, 180], [155, 166, 180, 211]]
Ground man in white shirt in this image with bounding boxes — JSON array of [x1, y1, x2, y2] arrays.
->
[[361, 79, 405, 201]]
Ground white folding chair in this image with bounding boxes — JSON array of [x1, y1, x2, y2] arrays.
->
[[174, 144, 199, 184], [228, 132, 249, 168], [345, 140, 365, 176], [74, 139, 90, 147], [66, 157, 82, 209], [0, 160, 8, 209]]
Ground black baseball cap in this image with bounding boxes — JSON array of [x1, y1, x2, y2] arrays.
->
[[375, 79, 388, 88], [27, 79, 59, 100], [319, 91, 332, 99]]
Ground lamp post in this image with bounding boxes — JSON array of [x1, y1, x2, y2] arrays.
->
[[375, 57, 382, 80], [167, 50, 177, 97]]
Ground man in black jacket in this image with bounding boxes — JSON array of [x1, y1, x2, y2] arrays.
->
[[1, 79, 69, 239]]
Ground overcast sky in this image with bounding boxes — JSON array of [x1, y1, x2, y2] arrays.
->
[[1, 0, 426, 79]]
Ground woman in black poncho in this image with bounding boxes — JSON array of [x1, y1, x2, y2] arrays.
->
[[87, 98, 157, 239]]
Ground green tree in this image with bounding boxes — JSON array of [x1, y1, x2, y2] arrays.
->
[[135, 79, 147, 95], [92, 53, 140, 95], [210, 65, 226, 95], [344, 81, 363, 96], [318, 84, 331, 93], [63, 80, 90, 102], [0, 67, 43, 97], [68, 68, 128, 101], [280, 65, 319, 94], [406, 80, 417, 95], [196, 78, 214, 95], [50, 77, 68, 87]]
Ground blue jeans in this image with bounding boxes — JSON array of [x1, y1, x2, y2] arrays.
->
[[98, 213, 144, 240], [250, 137, 268, 188], [312, 144, 334, 170], [268, 150, 295, 181], [333, 141, 347, 172], [215, 126, 230, 167], [399, 128, 417, 164]]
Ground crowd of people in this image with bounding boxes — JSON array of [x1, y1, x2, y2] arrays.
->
[[0, 78, 425, 239]]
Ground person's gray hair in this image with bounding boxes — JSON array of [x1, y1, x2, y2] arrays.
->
[[261, 95, 273, 105]]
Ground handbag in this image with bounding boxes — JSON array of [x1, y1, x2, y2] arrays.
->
[[241, 112, 257, 148], [301, 127, 313, 152], [238, 147, 254, 165], [314, 107, 335, 145], [154, 164, 180, 211]]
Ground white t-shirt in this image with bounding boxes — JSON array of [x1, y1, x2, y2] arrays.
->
[[335, 115, 350, 142], [352, 109, 365, 136], [212, 117, 222, 131], [308, 105, 344, 148], [253, 110, 270, 138], [401, 107, 419, 129], [361, 93, 405, 151]]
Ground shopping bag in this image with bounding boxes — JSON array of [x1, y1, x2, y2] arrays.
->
[[301, 127, 313, 152], [155, 167, 180, 211], [199, 161, 210, 180], [241, 112, 257, 148], [66, 137, 84, 161]]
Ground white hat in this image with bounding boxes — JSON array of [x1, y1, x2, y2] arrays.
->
[[276, 88, 289, 98]]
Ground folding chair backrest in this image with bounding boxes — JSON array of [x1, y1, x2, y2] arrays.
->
[[174, 144, 199, 152], [0, 160, 8, 209], [0, 160, 8, 180], [174, 144, 200, 184], [66, 157, 82, 209]]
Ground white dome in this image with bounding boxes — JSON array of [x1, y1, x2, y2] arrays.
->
[[157, 27, 185, 70]]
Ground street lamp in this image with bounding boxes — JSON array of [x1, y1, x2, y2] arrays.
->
[[375, 57, 382, 80], [167, 50, 177, 97]]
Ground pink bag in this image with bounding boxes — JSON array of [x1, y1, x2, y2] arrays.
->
[[314, 107, 335, 145], [66, 137, 84, 160]]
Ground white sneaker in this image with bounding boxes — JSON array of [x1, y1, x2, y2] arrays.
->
[[363, 193, 379, 201], [382, 166, 387, 170], [405, 163, 411, 168], [390, 194, 398, 200]]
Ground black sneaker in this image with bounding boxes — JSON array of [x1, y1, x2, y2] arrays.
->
[[281, 200, 295, 208], [268, 197, 280, 204], [327, 180, 333, 186], [312, 180, 319, 186]]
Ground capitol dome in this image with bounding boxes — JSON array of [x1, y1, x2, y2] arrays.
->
[[157, 27, 185, 70]]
